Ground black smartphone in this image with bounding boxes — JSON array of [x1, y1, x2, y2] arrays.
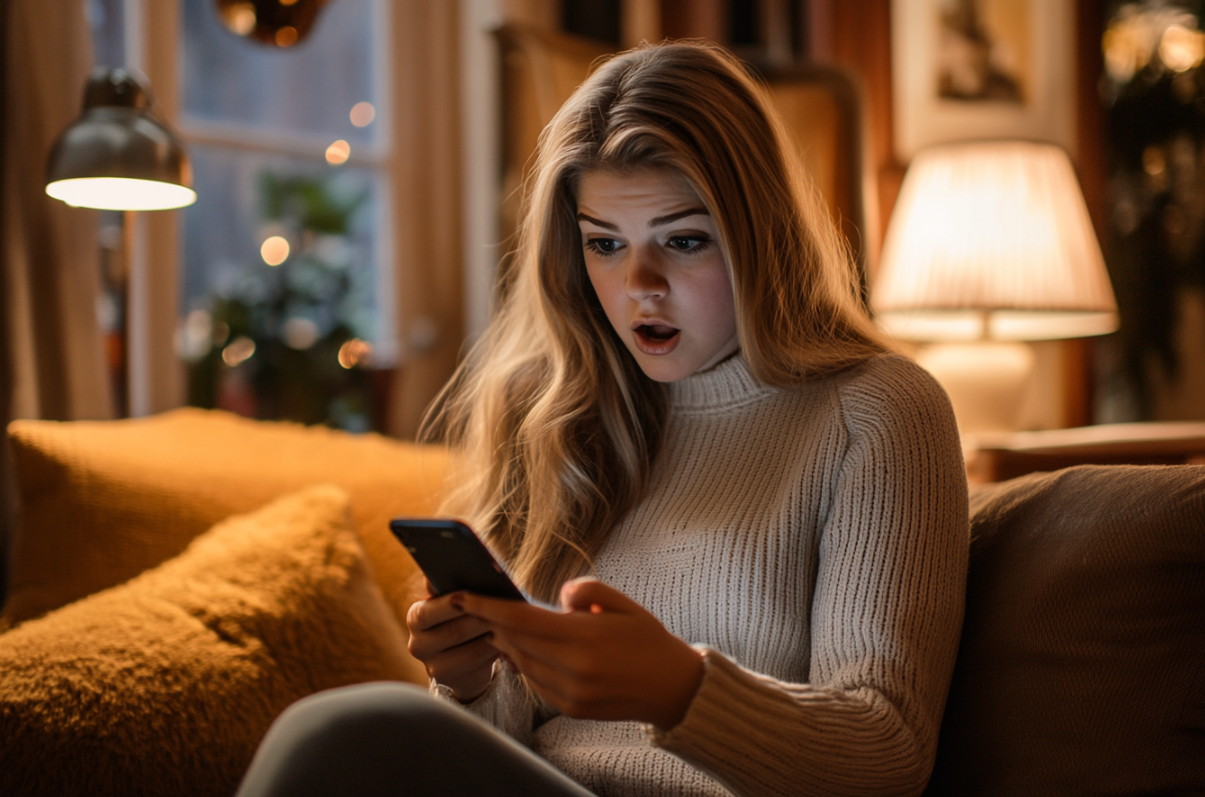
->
[[389, 518, 527, 601]]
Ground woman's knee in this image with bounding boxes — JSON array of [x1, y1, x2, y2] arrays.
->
[[272, 681, 446, 744]]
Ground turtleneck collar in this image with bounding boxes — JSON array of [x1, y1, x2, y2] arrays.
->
[[667, 351, 777, 412]]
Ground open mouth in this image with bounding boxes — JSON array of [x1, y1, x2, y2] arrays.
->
[[633, 322, 681, 354], [638, 323, 679, 341]]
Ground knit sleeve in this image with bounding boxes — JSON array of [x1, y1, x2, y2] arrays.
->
[[649, 358, 969, 796], [430, 660, 548, 748]]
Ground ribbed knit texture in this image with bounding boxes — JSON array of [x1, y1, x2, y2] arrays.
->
[[446, 353, 969, 796]]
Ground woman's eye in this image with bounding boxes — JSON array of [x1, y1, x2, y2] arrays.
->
[[668, 235, 710, 253], [585, 238, 622, 256]]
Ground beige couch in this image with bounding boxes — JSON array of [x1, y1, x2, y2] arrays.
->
[[1, 409, 1202, 796]]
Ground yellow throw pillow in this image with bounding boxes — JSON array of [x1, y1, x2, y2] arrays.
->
[[3, 408, 448, 631], [0, 485, 425, 797]]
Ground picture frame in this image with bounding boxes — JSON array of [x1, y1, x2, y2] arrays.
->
[[891, 0, 1076, 162]]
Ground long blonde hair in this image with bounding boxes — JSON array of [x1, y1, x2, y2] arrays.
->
[[422, 41, 886, 603]]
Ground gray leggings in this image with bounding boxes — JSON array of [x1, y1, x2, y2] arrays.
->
[[235, 682, 595, 797]]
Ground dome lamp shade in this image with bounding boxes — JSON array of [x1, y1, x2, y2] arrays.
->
[[45, 67, 196, 211]]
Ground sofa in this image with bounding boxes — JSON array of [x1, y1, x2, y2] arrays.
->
[[0, 409, 1202, 796]]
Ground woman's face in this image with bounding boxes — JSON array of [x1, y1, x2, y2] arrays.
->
[[576, 168, 739, 383]]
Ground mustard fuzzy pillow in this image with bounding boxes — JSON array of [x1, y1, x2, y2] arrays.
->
[[0, 485, 423, 797], [3, 408, 449, 631]]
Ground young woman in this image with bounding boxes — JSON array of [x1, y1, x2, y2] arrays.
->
[[236, 41, 968, 797]]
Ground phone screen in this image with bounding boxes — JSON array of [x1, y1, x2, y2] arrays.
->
[[389, 518, 527, 601]]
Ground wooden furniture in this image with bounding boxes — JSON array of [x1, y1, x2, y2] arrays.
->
[[964, 422, 1205, 484], [493, 23, 875, 290]]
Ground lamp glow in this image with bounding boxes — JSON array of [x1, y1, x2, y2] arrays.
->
[[46, 177, 196, 211], [45, 67, 194, 212], [873, 141, 1118, 343], [872, 141, 1119, 434]]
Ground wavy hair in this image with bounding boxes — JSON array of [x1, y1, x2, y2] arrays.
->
[[421, 41, 886, 603]]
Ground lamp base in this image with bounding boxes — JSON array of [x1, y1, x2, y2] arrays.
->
[[915, 341, 1035, 435]]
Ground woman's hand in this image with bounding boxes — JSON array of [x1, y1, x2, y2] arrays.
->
[[459, 578, 705, 731], [406, 586, 500, 703]]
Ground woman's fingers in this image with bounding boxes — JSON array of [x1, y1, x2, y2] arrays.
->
[[407, 592, 467, 632], [458, 594, 575, 639], [407, 613, 494, 661], [423, 635, 500, 692], [559, 577, 642, 614]]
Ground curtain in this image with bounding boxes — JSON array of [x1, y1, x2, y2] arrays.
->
[[2, 0, 111, 601]]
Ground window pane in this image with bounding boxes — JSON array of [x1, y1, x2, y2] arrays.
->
[[180, 145, 382, 431], [180, 0, 380, 147], [86, 0, 126, 68]]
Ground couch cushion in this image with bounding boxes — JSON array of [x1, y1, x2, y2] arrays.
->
[[0, 484, 425, 797], [2, 408, 448, 631], [925, 464, 1205, 796]]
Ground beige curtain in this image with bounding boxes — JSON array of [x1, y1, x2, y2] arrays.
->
[[2, 0, 111, 601], [3, 0, 111, 424]]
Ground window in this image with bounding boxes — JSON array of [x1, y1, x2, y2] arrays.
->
[[88, 0, 394, 432]]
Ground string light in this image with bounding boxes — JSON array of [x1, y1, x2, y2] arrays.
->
[[325, 139, 351, 165]]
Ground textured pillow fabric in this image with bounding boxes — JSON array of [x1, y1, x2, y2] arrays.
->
[[925, 464, 1205, 796], [2, 408, 448, 630], [0, 485, 423, 797]]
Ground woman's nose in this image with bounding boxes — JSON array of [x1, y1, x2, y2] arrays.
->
[[625, 249, 668, 300]]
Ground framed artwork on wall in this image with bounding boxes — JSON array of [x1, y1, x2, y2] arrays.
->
[[891, 0, 1076, 162]]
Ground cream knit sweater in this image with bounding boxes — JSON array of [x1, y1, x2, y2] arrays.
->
[[444, 352, 969, 797]]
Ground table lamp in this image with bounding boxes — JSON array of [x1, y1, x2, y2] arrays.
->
[[45, 66, 196, 414], [871, 140, 1118, 434]]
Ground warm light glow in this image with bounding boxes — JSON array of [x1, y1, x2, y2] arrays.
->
[[873, 141, 1118, 342], [1103, 5, 1204, 83], [916, 342, 1035, 435], [221, 2, 257, 36], [325, 139, 351, 165], [338, 338, 373, 369], [1159, 23, 1205, 72], [350, 102, 376, 127], [46, 177, 196, 211], [177, 309, 214, 361], [281, 0, 300, 5], [260, 235, 290, 266], [222, 336, 256, 367], [275, 25, 299, 47], [283, 317, 320, 350], [1103, 12, 1157, 83]]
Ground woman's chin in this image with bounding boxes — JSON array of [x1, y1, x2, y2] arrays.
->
[[628, 350, 698, 384]]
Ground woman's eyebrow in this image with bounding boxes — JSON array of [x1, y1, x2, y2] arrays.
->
[[576, 208, 710, 230], [650, 207, 709, 227], [576, 212, 617, 230]]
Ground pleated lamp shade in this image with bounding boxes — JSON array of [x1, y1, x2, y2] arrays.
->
[[872, 141, 1118, 342]]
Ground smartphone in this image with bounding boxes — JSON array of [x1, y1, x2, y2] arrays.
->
[[389, 518, 527, 601]]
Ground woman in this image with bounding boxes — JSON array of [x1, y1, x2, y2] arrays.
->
[[237, 40, 968, 797]]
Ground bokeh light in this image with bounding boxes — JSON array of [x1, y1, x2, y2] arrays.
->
[[1159, 23, 1205, 72], [338, 338, 373, 369], [220, 2, 257, 36], [350, 101, 376, 127], [1104, 4, 1204, 84], [325, 139, 351, 165], [283, 317, 320, 350], [260, 235, 290, 266], [222, 336, 256, 367], [275, 26, 299, 47], [176, 309, 214, 361]]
